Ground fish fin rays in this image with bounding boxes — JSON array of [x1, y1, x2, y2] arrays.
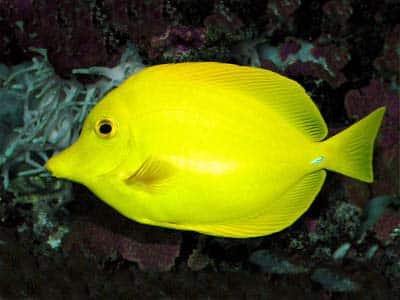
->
[[190, 170, 326, 238], [146, 62, 328, 141], [322, 107, 385, 183], [124, 157, 176, 193]]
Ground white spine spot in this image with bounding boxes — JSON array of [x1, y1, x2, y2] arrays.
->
[[311, 156, 325, 165]]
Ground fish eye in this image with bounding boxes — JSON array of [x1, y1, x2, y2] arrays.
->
[[95, 119, 116, 138]]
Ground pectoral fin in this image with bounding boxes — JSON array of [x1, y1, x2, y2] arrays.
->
[[124, 157, 176, 193]]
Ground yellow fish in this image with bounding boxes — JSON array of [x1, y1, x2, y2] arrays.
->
[[45, 62, 385, 238]]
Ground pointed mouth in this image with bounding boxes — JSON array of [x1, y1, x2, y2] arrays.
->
[[44, 156, 60, 178], [44, 149, 73, 179]]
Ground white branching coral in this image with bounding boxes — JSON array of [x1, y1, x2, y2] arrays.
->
[[0, 43, 144, 243], [0, 44, 144, 190]]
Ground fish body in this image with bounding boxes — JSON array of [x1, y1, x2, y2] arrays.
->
[[45, 62, 385, 238]]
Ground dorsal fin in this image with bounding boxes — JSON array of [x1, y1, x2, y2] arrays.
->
[[124, 157, 176, 193], [142, 62, 328, 141]]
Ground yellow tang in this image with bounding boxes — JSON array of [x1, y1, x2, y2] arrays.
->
[[45, 62, 385, 238]]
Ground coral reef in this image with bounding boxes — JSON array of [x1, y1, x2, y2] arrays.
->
[[0, 44, 143, 244], [257, 37, 351, 87], [149, 25, 206, 60], [0, 0, 399, 298], [345, 79, 399, 129], [64, 219, 181, 272], [249, 249, 308, 274], [0, 0, 158, 76], [310, 268, 359, 293], [373, 24, 400, 83], [265, 0, 301, 36]]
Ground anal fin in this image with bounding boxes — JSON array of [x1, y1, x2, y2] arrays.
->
[[190, 170, 327, 238]]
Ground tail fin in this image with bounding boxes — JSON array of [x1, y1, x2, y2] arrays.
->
[[322, 107, 385, 183]]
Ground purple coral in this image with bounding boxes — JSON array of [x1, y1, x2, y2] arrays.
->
[[265, 0, 301, 35], [345, 79, 399, 128], [64, 220, 181, 272], [0, 0, 166, 76], [279, 39, 301, 61], [119, 236, 180, 272], [149, 25, 206, 60], [373, 209, 400, 244], [259, 37, 350, 88]]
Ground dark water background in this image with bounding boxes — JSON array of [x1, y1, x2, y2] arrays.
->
[[0, 1, 399, 299]]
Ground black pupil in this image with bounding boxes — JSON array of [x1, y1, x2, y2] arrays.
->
[[99, 123, 112, 134]]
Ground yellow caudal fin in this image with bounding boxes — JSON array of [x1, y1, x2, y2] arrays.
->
[[322, 107, 386, 183]]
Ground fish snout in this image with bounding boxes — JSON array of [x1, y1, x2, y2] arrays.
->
[[44, 154, 63, 178], [44, 147, 78, 180]]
